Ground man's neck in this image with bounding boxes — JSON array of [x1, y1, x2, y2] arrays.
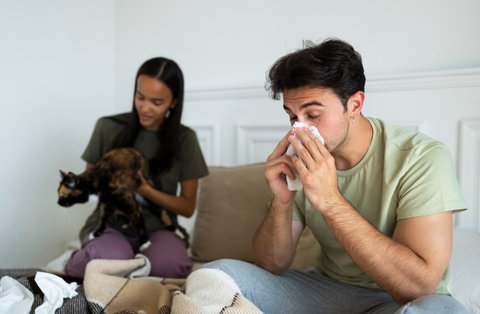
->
[[333, 116, 373, 171]]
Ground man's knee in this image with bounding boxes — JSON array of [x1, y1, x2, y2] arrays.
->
[[396, 294, 468, 314], [203, 259, 251, 274]]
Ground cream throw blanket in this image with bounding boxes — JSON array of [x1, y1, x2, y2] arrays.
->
[[172, 268, 262, 314], [83, 256, 263, 314]]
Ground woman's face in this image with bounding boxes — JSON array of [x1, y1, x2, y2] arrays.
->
[[134, 74, 176, 131]]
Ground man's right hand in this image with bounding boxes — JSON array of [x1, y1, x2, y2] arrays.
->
[[265, 131, 297, 206]]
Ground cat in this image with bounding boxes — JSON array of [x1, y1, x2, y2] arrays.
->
[[57, 147, 175, 249]]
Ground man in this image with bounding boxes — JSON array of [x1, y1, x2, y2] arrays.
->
[[205, 38, 468, 313]]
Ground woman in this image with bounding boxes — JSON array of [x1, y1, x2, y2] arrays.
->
[[65, 57, 209, 278]]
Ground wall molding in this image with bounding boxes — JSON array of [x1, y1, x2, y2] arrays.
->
[[366, 67, 480, 92], [188, 123, 221, 165], [186, 86, 269, 101], [185, 67, 480, 101], [236, 124, 289, 164]]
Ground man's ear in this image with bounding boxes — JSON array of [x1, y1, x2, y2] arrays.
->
[[348, 91, 365, 117]]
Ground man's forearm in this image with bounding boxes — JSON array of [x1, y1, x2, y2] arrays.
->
[[319, 199, 449, 304], [253, 200, 296, 274]]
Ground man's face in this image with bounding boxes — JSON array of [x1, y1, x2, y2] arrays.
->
[[283, 86, 350, 153]]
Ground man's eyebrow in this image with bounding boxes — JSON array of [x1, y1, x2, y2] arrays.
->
[[283, 101, 324, 111]]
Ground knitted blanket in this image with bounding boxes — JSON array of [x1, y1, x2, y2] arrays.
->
[[172, 268, 263, 314], [84, 256, 181, 313], [83, 256, 263, 314]]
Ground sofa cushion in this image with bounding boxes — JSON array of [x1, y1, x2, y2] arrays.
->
[[190, 163, 271, 262], [190, 163, 320, 271]]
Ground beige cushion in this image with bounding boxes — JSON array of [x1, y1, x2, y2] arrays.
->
[[190, 163, 320, 270], [291, 226, 320, 271], [190, 163, 271, 262]]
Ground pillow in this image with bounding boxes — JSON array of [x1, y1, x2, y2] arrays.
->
[[291, 226, 320, 271], [190, 163, 271, 262], [190, 163, 320, 271]]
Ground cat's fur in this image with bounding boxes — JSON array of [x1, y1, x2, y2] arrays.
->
[[57, 147, 174, 247]]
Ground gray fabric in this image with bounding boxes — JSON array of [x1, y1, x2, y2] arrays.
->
[[0, 269, 89, 314]]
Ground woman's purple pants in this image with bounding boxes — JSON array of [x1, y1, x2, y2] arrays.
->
[[64, 227, 192, 278]]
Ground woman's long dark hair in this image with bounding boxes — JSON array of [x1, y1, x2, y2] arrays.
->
[[113, 57, 185, 175]]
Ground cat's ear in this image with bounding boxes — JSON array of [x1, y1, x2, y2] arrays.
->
[[60, 170, 67, 178]]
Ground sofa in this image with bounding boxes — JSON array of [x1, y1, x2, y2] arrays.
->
[[3, 163, 478, 313], [189, 163, 480, 313]]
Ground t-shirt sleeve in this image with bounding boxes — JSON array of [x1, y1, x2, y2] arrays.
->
[[178, 128, 209, 181], [81, 117, 121, 164], [292, 192, 306, 223], [396, 144, 468, 219]]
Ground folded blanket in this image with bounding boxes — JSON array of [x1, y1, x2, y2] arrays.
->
[[83, 256, 183, 314], [83, 257, 263, 314], [171, 268, 263, 314]]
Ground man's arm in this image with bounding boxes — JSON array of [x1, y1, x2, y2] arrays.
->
[[319, 197, 452, 304], [290, 127, 453, 304], [253, 131, 304, 274], [253, 206, 304, 274]]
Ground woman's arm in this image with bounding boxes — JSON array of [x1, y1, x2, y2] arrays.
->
[[136, 177, 198, 218]]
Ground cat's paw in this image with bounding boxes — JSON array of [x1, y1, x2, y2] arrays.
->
[[139, 240, 152, 251]]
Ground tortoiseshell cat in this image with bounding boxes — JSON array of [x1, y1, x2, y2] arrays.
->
[[57, 147, 174, 248]]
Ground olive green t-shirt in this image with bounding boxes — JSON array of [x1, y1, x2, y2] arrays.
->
[[292, 117, 467, 294], [79, 113, 209, 239]]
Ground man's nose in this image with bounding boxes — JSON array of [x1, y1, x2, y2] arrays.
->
[[297, 115, 306, 123]]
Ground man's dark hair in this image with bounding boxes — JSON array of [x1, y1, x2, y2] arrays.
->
[[266, 38, 365, 111]]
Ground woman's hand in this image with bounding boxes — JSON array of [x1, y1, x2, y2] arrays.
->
[[136, 170, 152, 196]]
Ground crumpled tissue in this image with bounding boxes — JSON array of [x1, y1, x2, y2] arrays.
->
[[285, 122, 324, 191], [129, 254, 152, 278], [34, 271, 79, 314], [0, 275, 34, 314]]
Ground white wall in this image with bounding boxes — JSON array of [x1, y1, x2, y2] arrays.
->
[[1, 0, 479, 268], [112, 0, 480, 108], [0, 0, 115, 267]]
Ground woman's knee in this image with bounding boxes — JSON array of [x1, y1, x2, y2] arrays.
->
[[86, 228, 134, 259], [65, 228, 134, 277], [143, 230, 192, 278]]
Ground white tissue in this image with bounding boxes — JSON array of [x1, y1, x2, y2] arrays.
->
[[34, 272, 78, 314], [0, 276, 34, 314], [129, 254, 152, 278], [286, 122, 324, 191]]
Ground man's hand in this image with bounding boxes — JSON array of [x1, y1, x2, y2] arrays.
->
[[289, 128, 341, 211], [265, 131, 297, 206]]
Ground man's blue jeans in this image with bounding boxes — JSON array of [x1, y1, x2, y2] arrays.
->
[[203, 259, 468, 314]]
